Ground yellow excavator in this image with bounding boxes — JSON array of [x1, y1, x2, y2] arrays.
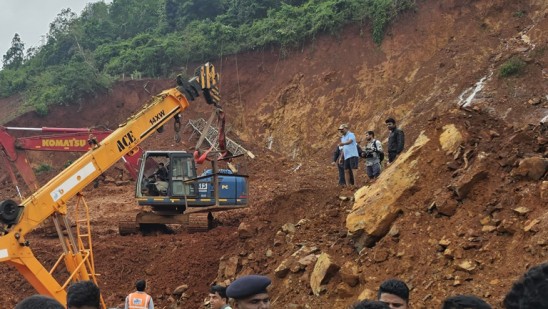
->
[[0, 63, 222, 308]]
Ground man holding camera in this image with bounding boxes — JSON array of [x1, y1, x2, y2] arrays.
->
[[362, 131, 383, 181]]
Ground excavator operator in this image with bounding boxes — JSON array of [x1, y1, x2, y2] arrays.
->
[[154, 162, 168, 181], [145, 162, 169, 196]]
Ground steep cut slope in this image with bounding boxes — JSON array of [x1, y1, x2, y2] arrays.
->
[[0, 0, 546, 308]]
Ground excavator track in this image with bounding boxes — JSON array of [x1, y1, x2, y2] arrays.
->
[[187, 213, 211, 233], [118, 220, 139, 236]]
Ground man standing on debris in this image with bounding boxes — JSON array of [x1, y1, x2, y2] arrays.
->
[[125, 280, 154, 309], [226, 275, 271, 309], [378, 279, 410, 309], [337, 124, 359, 187], [385, 118, 405, 165], [362, 131, 383, 181], [209, 285, 232, 309], [332, 145, 346, 186]]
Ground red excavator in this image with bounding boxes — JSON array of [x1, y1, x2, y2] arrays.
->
[[0, 126, 142, 199]]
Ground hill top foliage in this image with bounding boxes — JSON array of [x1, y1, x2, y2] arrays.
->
[[0, 0, 414, 116]]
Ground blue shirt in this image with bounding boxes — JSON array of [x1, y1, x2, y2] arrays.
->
[[341, 131, 358, 159]]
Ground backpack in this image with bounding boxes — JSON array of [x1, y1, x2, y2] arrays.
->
[[372, 139, 384, 162], [356, 144, 364, 157]]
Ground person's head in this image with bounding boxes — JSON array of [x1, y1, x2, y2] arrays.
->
[[339, 124, 349, 135], [66, 281, 101, 309], [442, 295, 492, 309], [366, 131, 375, 141], [15, 295, 64, 309], [385, 118, 396, 131], [226, 275, 271, 309], [209, 285, 229, 309], [352, 300, 391, 309], [136, 279, 147, 292], [503, 263, 548, 309], [378, 279, 410, 309], [158, 162, 164, 167]]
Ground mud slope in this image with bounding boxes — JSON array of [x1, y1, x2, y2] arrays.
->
[[0, 0, 547, 308]]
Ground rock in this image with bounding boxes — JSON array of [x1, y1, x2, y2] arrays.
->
[[511, 157, 548, 181], [489, 130, 500, 138], [524, 219, 540, 232], [173, 284, 189, 295], [513, 207, 531, 215], [439, 238, 451, 247], [529, 97, 542, 105], [297, 254, 317, 268], [357, 288, 376, 301], [480, 216, 491, 226], [222, 256, 239, 279], [450, 170, 489, 200], [282, 223, 296, 234], [310, 253, 340, 296], [372, 249, 389, 263], [482, 225, 497, 233], [274, 260, 291, 278], [444, 248, 454, 259], [115, 180, 130, 186], [238, 222, 254, 239], [335, 282, 353, 298], [433, 192, 459, 216], [296, 219, 309, 226], [497, 219, 518, 235], [387, 224, 400, 237], [456, 260, 476, 273], [541, 181, 548, 201], [439, 124, 464, 153], [446, 161, 461, 171], [340, 261, 360, 287], [266, 249, 273, 257]]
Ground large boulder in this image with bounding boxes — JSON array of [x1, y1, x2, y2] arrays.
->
[[346, 132, 430, 249]]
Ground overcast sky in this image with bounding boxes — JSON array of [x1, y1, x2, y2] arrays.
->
[[0, 0, 111, 58]]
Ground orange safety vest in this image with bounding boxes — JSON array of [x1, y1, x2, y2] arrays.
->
[[127, 292, 152, 309]]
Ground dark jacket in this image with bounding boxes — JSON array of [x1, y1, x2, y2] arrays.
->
[[387, 128, 405, 154], [333, 146, 343, 165]]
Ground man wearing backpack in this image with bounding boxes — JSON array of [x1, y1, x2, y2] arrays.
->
[[362, 131, 383, 181]]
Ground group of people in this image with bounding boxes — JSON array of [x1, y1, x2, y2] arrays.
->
[[12, 262, 548, 308], [14, 279, 153, 309], [333, 117, 405, 187]]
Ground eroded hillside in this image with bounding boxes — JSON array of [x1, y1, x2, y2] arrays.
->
[[0, 0, 547, 308]]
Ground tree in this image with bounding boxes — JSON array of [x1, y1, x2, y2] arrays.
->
[[3, 33, 25, 69]]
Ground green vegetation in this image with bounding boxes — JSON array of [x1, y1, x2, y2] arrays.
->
[[499, 56, 526, 77], [34, 163, 52, 174], [0, 0, 415, 116]]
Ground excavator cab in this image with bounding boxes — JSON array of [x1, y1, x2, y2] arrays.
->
[[121, 150, 248, 234]]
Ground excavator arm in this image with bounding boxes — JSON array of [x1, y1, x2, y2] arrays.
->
[[0, 63, 219, 306]]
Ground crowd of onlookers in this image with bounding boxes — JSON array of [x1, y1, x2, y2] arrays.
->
[[13, 262, 548, 308]]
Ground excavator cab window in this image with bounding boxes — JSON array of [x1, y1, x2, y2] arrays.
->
[[170, 154, 197, 197]]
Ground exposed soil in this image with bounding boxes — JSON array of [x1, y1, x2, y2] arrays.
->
[[0, 0, 547, 308]]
